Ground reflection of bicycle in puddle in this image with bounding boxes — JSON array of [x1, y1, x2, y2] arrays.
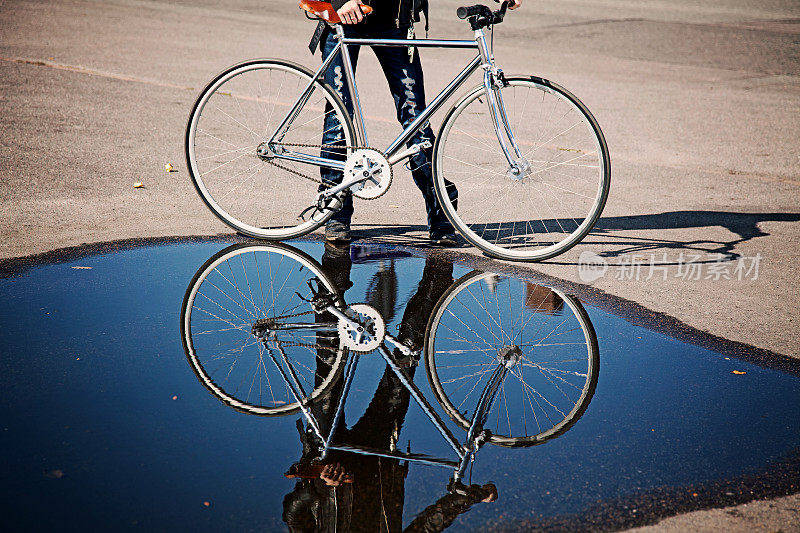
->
[[181, 243, 598, 528]]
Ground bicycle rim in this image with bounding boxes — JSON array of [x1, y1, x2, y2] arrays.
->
[[185, 59, 355, 239], [425, 271, 599, 446], [181, 242, 348, 416], [433, 77, 610, 261]]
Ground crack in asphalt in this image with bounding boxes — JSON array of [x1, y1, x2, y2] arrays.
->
[[0, 55, 194, 91]]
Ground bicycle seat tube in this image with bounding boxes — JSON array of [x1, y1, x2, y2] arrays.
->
[[334, 24, 369, 147]]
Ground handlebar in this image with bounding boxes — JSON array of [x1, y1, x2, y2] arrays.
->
[[456, 0, 513, 29], [456, 5, 490, 19]]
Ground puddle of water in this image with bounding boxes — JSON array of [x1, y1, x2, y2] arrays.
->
[[0, 240, 797, 531]]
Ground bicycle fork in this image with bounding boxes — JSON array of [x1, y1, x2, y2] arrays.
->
[[474, 29, 531, 181], [452, 344, 520, 482]]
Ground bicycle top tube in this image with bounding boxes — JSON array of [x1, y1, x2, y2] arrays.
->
[[340, 37, 478, 49]]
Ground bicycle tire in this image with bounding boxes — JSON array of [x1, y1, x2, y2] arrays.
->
[[433, 76, 611, 261], [185, 59, 357, 240], [181, 242, 348, 416], [424, 270, 599, 447]]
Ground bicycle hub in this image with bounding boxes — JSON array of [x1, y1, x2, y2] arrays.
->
[[497, 344, 522, 368]]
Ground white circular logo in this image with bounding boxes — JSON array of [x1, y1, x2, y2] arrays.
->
[[577, 251, 608, 283]]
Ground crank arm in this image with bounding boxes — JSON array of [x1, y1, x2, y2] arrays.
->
[[384, 334, 417, 358], [387, 140, 432, 166], [319, 172, 372, 199], [324, 304, 361, 331]]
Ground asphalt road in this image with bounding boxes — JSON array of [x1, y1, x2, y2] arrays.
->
[[1, 0, 799, 530]]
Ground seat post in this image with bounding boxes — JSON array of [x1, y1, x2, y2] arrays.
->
[[336, 24, 368, 147]]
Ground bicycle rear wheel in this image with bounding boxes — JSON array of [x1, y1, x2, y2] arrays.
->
[[433, 77, 610, 261], [181, 243, 348, 416], [186, 59, 356, 239], [425, 271, 599, 447]]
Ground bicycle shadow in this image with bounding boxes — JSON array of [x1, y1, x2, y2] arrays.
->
[[352, 211, 800, 264], [583, 210, 800, 264], [350, 224, 471, 249]]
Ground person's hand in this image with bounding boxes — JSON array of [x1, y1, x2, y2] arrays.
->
[[508, 0, 522, 9], [319, 463, 351, 486], [337, 0, 366, 24]]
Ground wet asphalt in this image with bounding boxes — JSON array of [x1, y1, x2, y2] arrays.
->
[[1, 0, 799, 530], [0, 239, 797, 531]]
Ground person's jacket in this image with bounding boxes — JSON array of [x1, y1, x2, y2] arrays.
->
[[309, 0, 429, 54], [330, 0, 428, 29]]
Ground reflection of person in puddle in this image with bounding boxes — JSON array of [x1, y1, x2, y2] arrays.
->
[[283, 243, 498, 532]]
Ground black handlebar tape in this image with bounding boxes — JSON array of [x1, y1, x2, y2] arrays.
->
[[457, 5, 486, 19]]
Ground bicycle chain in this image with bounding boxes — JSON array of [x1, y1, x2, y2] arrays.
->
[[264, 340, 328, 350], [259, 301, 386, 353], [257, 306, 342, 351], [266, 309, 315, 321], [266, 143, 392, 201], [258, 307, 336, 351], [265, 142, 363, 185]]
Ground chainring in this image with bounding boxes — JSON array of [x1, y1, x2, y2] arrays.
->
[[337, 303, 386, 353], [344, 149, 392, 200]]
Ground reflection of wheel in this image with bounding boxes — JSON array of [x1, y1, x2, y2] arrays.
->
[[181, 243, 348, 416], [433, 77, 611, 261], [185, 59, 356, 239], [425, 271, 599, 447]]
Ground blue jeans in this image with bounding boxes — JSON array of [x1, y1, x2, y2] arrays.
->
[[319, 25, 457, 234]]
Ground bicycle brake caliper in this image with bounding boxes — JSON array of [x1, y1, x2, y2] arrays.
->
[[489, 68, 508, 89]]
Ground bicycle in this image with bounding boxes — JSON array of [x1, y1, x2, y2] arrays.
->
[[180, 242, 599, 482], [185, 1, 611, 262]]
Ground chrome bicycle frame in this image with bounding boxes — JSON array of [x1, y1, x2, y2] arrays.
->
[[263, 332, 509, 483], [268, 24, 525, 174], [260, 301, 510, 482]]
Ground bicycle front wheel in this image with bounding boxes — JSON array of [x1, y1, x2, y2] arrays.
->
[[181, 242, 348, 416], [186, 59, 356, 239], [425, 271, 599, 447], [433, 77, 610, 261]]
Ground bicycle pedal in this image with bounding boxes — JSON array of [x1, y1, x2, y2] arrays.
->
[[325, 195, 343, 212]]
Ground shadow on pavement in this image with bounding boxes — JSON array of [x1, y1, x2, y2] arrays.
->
[[349, 211, 800, 265], [591, 211, 800, 260]]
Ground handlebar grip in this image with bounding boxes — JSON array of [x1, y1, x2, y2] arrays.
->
[[457, 5, 486, 19]]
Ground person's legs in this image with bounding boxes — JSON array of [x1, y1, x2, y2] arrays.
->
[[320, 28, 362, 236], [370, 29, 458, 241]]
